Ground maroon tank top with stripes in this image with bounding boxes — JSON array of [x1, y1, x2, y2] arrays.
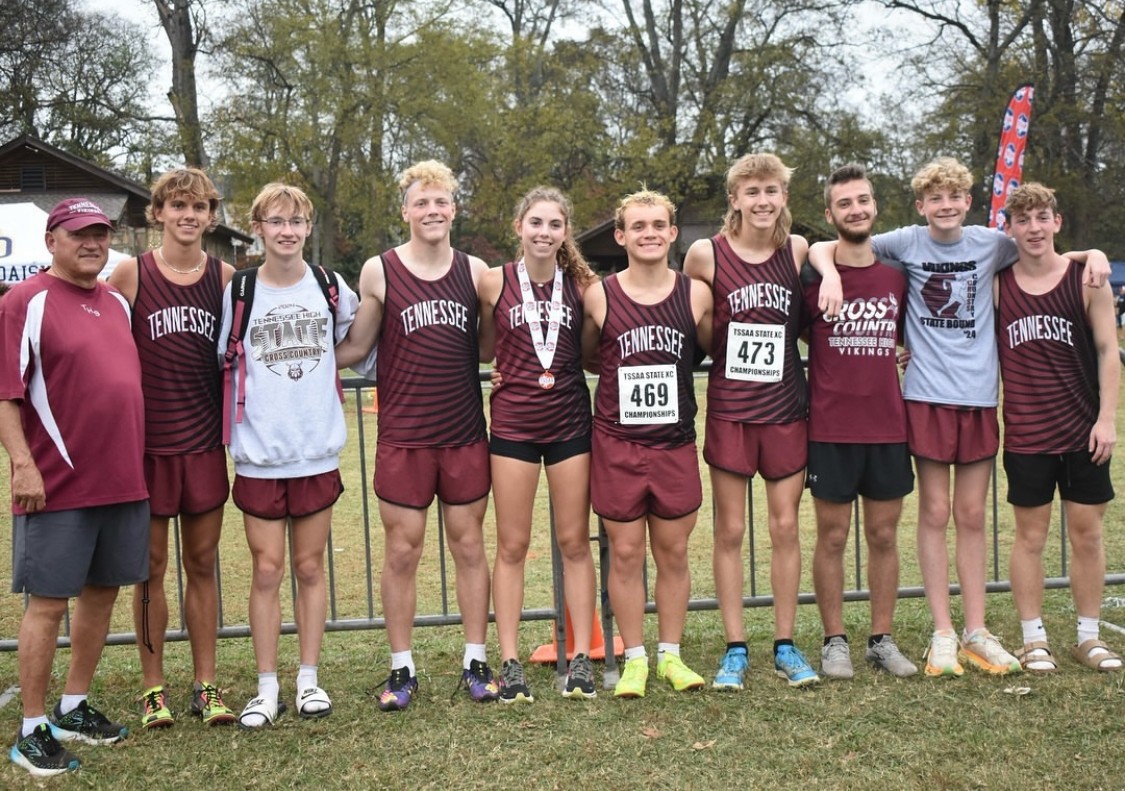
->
[[375, 248, 486, 447], [594, 271, 697, 448], [707, 235, 807, 423], [131, 250, 224, 454], [997, 260, 1099, 453], [489, 262, 591, 442]]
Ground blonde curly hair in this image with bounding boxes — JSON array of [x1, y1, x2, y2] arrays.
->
[[910, 157, 973, 199], [398, 160, 458, 205]]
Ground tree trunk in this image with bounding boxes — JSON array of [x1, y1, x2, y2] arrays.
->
[[153, 0, 209, 167]]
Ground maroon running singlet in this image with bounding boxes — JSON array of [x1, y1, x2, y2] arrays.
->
[[131, 250, 224, 453], [594, 272, 697, 449], [490, 262, 591, 443], [997, 261, 1099, 454], [707, 235, 807, 424], [375, 248, 487, 447]]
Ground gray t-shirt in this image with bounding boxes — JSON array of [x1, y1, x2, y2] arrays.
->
[[872, 225, 1017, 407]]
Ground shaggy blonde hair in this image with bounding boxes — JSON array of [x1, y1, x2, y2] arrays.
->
[[721, 153, 793, 250], [147, 168, 221, 230], [249, 183, 314, 224], [1004, 182, 1058, 218]]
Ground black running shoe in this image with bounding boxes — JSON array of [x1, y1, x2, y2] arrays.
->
[[453, 659, 500, 703], [52, 700, 127, 745], [564, 653, 598, 699], [9, 724, 80, 777], [498, 658, 533, 704]]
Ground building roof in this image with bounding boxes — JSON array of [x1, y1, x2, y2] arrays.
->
[[0, 135, 252, 245]]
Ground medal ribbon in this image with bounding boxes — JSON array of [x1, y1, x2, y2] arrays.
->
[[516, 258, 563, 374]]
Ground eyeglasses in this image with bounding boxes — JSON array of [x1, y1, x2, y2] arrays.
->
[[259, 217, 309, 229]]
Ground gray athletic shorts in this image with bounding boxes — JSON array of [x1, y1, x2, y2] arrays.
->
[[12, 500, 150, 598]]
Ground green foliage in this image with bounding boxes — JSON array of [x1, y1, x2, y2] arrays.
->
[[0, 0, 157, 164], [8, 0, 1125, 259], [874, 0, 1125, 251]]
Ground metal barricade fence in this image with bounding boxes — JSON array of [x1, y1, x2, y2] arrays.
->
[[3, 371, 1123, 682]]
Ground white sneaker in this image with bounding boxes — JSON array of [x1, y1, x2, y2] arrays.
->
[[820, 636, 854, 680], [865, 635, 918, 677], [924, 630, 963, 677]]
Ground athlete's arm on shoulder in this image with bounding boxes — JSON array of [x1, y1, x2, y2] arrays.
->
[[870, 228, 908, 260], [1086, 275, 1118, 464], [683, 238, 716, 286], [806, 240, 842, 318], [335, 254, 386, 369], [1063, 248, 1110, 288], [580, 280, 607, 374], [988, 230, 1019, 271], [690, 277, 714, 356], [477, 266, 502, 363], [106, 256, 140, 305]]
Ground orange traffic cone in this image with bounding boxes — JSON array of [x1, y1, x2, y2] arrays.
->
[[529, 605, 624, 663], [362, 387, 379, 414]]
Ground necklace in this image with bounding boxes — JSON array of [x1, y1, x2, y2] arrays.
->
[[155, 247, 205, 275]]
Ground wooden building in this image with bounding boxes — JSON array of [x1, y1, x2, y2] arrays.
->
[[0, 135, 252, 263]]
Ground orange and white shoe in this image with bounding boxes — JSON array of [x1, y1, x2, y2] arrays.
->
[[959, 629, 1021, 675], [924, 630, 964, 677]]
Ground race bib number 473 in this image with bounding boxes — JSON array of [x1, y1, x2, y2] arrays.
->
[[618, 364, 678, 425], [725, 322, 784, 382]]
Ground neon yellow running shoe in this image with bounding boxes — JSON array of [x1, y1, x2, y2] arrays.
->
[[191, 682, 236, 726], [613, 657, 649, 698], [139, 686, 174, 730], [657, 653, 705, 691]]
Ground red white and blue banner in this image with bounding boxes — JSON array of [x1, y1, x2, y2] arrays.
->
[[988, 83, 1034, 230]]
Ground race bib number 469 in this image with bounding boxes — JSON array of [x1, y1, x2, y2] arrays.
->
[[618, 364, 678, 425], [725, 322, 784, 382]]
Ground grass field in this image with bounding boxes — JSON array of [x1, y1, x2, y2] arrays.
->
[[1, 376, 1124, 789]]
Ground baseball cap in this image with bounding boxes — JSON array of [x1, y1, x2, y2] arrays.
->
[[46, 198, 113, 232]]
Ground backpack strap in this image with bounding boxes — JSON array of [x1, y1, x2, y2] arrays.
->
[[311, 265, 345, 404], [222, 267, 258, 444], [311, 264, 339, 325]]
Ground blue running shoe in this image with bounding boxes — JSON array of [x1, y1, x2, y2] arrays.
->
[[774, 644, 820, 688], [712, 646, 749, 690]]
